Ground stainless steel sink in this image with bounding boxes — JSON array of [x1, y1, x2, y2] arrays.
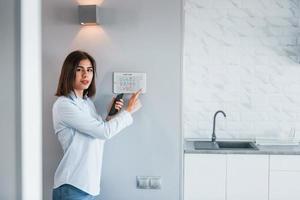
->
[[216, 141, 258, 150], [194, 141, 258, 150]]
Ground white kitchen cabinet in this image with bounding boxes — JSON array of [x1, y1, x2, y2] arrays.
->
[[269, 155, 300, 200], [226, 154, 269, 200], [184, 154, 269, 200], [184, 154, 226, 200], [184, 153, 300, 200]]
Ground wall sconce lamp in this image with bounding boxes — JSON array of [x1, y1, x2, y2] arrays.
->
[[78, 5, 100, 25]]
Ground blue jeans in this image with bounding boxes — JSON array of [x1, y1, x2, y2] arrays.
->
[[52, 184, 96, 200]]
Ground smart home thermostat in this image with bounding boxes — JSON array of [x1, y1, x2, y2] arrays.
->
[[113, 72, 147, 94]]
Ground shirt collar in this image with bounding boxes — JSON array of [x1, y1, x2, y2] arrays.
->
[[69, 91, 88, 102]]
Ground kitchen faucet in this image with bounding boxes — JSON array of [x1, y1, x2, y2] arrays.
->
[[212, 110, 226, 143]]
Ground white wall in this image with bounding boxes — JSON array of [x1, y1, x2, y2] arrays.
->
[[0, 0, 21, 199], [42, 0, 182, 200], [183, 0, 300, 139], [21, 0, 42, 199]]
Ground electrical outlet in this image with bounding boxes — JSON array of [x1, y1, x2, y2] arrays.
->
[[136, 176, 150, 189], [136, 176, 161, 189], [149, 177, 161, 189]]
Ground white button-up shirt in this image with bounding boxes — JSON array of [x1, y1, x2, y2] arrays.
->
[[52, 92, 133, 195]]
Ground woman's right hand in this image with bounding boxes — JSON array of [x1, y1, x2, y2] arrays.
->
[[126, 89, 142, 113]]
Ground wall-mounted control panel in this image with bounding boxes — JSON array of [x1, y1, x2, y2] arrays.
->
[[113, 72, 146, 94], [136, 176, 161, 189]]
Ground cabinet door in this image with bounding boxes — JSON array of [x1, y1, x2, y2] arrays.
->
[[269, 171, 300, 200], [184, 154, 226, 200], [270, 155, 300, 200], [227, 154, 269, 200]]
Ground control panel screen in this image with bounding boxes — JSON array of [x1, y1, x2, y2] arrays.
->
[[113, 72, 147, 94]]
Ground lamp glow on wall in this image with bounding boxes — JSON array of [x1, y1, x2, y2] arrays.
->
[[78, 5, 100, 25]]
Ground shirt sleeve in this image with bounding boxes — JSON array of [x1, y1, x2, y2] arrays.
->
[[53, 98, 133, 140]]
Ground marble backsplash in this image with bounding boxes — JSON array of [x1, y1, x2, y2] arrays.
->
[[183, 0, 300, 139]]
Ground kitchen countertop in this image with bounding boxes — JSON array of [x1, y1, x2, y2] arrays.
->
[[185, 140, 300, 155]]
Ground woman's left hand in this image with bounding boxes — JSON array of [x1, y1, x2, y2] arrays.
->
[[106, 98, 124, 121], [114, 98, 124, 111]]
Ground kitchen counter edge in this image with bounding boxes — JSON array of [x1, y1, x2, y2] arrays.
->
[[185, 140, 300, 155]]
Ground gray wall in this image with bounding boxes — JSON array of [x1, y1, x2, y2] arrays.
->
[[42, 0, 182, 200], [0, 0, 21, 199]]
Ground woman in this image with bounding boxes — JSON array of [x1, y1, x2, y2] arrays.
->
[[52, 50, 141, 199]]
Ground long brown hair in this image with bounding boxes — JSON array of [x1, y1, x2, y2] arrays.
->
[[55, 50, 96, 97]]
